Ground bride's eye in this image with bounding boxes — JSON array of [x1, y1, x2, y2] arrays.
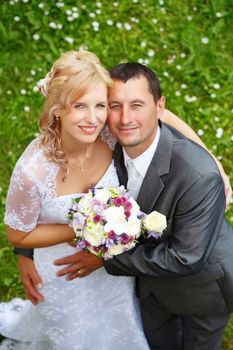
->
[[97, 103, 107, 109], [75, 103, 85, 109]]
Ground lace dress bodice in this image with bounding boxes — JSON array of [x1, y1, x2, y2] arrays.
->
[[1, 138, 149, 350]]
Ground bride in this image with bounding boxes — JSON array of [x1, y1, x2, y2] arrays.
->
[[0, 50, 231, 350]]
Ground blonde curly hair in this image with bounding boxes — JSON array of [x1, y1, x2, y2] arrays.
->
[[38, 50, 112, 173]]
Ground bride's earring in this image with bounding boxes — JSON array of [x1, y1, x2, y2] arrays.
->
[[55, 116, 60, 122]]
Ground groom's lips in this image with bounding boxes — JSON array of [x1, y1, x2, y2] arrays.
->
[[118, 126, 138, 134]]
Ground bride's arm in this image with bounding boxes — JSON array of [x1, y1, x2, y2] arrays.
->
[[6, 224, 74, 248], [160, 109, 232, 208]]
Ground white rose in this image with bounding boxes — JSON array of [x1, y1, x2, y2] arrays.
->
[[128, 197, 140, 216], [104, 206, 128, 235], [94, 188, 111, 202], [143, 211, 167, 233], [125, 217, 141, 237], [108, 244, 125, 256], [78, 192, 93, 214], [83, 224, 103, 246]]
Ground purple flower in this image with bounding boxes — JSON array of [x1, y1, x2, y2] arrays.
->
[[93, 214, 102, 223], [125, 209, 131, 219], [121, 234, 131, 244], [108, 230, 116, 240], [113, 197, 123, 206], [125, 200, 132, 209], [76, 239, 87, 250], [147, 231, 163, 239]]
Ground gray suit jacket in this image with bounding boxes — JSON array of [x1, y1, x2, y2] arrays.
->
[[104, 122, 233, 317]]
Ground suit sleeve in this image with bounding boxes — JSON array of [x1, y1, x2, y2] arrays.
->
[[14, 247, 34, 259], [104, 173, 226, 277]]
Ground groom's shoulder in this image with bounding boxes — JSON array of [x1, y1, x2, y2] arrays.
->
[[162, 123, 220, 178]]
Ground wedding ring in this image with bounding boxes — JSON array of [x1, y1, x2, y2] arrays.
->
[[77, 269, 83, 274]]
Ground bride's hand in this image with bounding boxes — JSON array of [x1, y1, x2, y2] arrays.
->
[[54, 250, 103, 280]]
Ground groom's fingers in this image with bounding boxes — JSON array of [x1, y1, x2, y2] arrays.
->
[[65, 269, 93, 281], [54, 251, 83, 266], [18, 256, 44, 305], [56, 264, 79, 277]]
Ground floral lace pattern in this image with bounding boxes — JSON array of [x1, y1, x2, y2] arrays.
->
[[1, 138, 149, 350]]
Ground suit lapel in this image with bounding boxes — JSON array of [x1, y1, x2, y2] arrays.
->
[[113, 143, 128, 188], [137, 123, 173, 213], [114, 123, 174, 213]]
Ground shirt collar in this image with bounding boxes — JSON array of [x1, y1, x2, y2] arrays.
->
[[123, 126, 161, 178]]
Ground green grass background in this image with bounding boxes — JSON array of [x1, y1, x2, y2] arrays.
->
[[0, 0, 233, 347]]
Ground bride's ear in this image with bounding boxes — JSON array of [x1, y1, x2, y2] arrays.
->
[[156, 96, 166, 119]]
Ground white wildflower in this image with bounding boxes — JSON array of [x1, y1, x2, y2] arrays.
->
[[33, 34, 40, 40], [148, 49, 155, 57], [216, 12, 222, 17], [175, 91, 181, 96], [181, 84, 187, 89], [33, 86, 39, 92], [24, 106, 30, 112], [180, 53, 186, 58], [65, 37, 74, 44], [56, 2, 64, 7], [14, 16, 20, 21], [116, 22, 122, 28], [140, 41, 147, 48], [187, 16, 192, 21], [184, 95, 197, 103], [216, 128, 223, 138], [213, 83, 220, 89], [124, 23, 132, 30], [49, 22, 57, 29], [210, 93, 216, 98], [201, 37, 209, 44], [20, 89, 27, 95], [152, 18, 158, 24], [38, 2, 44, 8], [89, 12, 96, 18], [106, 19, 113, 26], [197, 129, 204, 136]]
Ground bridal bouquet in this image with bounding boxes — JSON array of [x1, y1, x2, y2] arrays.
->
[[68, 186, 167, 259]]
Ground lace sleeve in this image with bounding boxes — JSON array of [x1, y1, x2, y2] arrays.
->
[[4, 141, 42, 232]]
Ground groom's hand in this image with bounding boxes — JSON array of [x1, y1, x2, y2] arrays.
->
[[18, 256, 44, 305], [54, 251, 104, 280]]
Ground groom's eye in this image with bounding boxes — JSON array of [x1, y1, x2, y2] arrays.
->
[[109, 104, 120, 110]]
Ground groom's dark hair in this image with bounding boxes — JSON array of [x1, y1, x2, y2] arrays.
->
[[109, 62, 162, 103]]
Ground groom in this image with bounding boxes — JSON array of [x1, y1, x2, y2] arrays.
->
[[15, 63, 233, 349]]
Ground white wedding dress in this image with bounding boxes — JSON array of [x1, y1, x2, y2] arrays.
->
[[0, 138, 149, 350]]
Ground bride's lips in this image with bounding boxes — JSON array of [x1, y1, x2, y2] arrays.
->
[[79, 126, 98, 135]]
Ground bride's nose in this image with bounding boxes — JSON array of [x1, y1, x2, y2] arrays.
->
[[85, 108, 98, 124]]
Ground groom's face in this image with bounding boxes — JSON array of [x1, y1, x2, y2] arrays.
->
[[107, 76, 165, 158]]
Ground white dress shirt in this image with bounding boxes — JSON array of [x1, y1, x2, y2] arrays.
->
[[123, 126, 161, 199]]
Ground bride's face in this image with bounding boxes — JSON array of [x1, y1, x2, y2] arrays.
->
[[59, 81, 108, 145]]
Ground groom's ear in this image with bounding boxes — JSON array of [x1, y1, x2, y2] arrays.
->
[[156, 96, 166, 119]]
